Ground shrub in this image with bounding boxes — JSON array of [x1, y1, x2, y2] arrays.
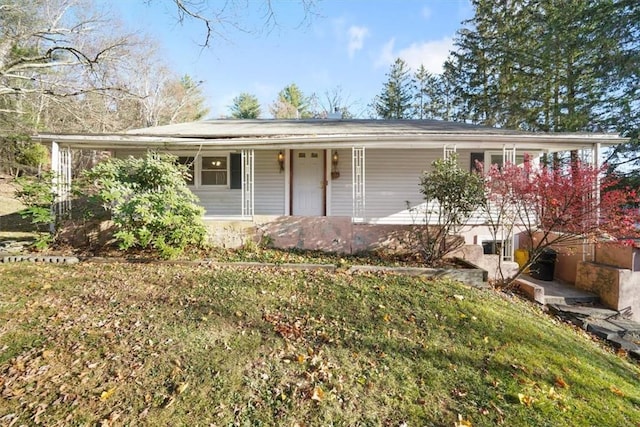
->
[[481, 155, 640, 285], [413, 155, 485, 265], [15, 172, 57, 250], [0, 135, 48, 176], [84, 152, 208, 258]]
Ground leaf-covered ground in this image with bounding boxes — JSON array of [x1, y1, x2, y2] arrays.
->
[[1, 262, 639, 426]]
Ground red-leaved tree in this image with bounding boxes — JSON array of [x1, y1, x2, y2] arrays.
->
[[481, 154, 640, 285]]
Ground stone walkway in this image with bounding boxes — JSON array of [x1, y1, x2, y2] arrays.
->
[[517, 275, 640, 360]]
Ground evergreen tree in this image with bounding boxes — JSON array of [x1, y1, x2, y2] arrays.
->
[[434, 61, 467, 122], [229, 93, 261, 118], [448, 0, 639, 135], [270, 83, 312, 119], [413, 64, 439, 119], [373, 58, 414, 119]]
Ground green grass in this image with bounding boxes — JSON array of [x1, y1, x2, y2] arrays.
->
[[1, 263, 639, 426]]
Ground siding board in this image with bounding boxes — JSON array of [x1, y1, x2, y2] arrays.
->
[[113, 149, 285, 216], [254, 150, 285, 215]]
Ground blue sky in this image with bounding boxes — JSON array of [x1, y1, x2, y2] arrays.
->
[[111, 0, 473, 118]]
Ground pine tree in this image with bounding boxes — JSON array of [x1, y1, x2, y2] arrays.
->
[[373, 58, 414, 119], [447, 0, 639, 134], [413, 64, 439, 119], [229, 93, 261, 119], [270, 83, 312, 119]]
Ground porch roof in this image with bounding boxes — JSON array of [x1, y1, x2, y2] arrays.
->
[[33, 119, 626, 152]]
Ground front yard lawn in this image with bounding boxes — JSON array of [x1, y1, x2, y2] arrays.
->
[[1, 262, 639, 425]]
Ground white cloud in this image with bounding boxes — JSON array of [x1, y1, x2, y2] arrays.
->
[[421, 6, 432, 20], [347, 25, 370, 58], [374, 38, 396, 68], [374, 37, 454, 74]]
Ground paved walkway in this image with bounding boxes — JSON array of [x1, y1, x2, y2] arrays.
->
[[517, 274, 640, 360]]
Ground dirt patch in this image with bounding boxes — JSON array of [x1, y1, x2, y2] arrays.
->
[[0, 174, 38, 238], [0, 175, 24, 215]]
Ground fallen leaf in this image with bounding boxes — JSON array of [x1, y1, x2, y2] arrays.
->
[[610, 385, 625, 397], [176, 382, 189, 394], [100, 387, 116, 402], [455, 414, 472, 426], [554, 376, 568, 388], [311, 386, 324, 402], [383, 314, 391, 322], [518, 393, 534, 407], [452, 388, 468, 397], [547, 387, 561, 400]]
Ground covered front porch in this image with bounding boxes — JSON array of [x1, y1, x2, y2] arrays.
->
[[38, 119, 621, 263]]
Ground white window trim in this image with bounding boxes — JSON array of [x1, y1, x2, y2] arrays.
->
[[199, 154, 230, 188], [484, 150, 541, 169], [176, 153, 232, 189]]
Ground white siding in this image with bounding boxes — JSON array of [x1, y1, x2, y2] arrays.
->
[[329, 148, 476, 223], [364, 149, 439, 224], [328, 148, 353, 216], [111, 147, 482, 221], [254, 150, 286, 215], [192, 187, 241, 216], [112, 149, 285, 217]]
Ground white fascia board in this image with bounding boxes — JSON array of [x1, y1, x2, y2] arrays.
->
[[32, 132, 626, 151]]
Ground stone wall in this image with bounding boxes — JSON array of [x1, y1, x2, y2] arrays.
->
[[575, 261, 640, 322], [256, 216, 455, 256], [521, 231, 594, 284], [595, 242, 639, 272]]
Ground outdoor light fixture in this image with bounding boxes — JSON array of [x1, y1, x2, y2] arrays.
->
[[277, 151, 285, 172], [331, 150, 340, 179]]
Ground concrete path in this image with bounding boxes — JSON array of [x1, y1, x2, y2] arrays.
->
[[516, 275, 599, 305]]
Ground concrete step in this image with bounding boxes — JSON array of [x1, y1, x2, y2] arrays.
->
[[516, 275, 599, 306]]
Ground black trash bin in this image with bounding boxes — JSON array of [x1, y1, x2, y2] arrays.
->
[[529, 249, 557, 281]]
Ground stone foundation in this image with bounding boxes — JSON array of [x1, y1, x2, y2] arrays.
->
[[256, 216, 461, 256]]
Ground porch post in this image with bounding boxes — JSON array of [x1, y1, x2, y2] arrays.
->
[[502, 144, 516, 164], [352, 147, 365, 222], [593, 142, 602, 260], [49, 142, 72, 232], [241, 149, 254, 218], [443, 144, 457, 161], [502, 144, 516, 262]]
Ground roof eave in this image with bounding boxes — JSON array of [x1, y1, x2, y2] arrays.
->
[[32, 132, 627, 151]]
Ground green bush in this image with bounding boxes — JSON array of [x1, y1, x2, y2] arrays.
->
[[84, 152, 208, 258], [414, 154, 485, 265], [15, 172, 57, 250], [1, 134, 48, 176]]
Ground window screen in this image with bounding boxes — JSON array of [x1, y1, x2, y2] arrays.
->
[[201, 156, 227, 185]]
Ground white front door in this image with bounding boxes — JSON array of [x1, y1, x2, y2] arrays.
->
[[292, 150, 325, 216]]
